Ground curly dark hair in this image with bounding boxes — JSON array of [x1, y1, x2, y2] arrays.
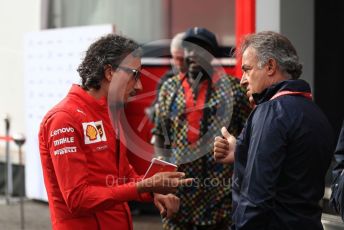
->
[[77, 34, 141, 90]]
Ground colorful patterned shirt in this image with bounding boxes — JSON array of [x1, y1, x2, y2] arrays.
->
[[153, 72, 251, 226]]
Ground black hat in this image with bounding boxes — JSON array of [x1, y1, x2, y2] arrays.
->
[[183, 27, 219, 56]]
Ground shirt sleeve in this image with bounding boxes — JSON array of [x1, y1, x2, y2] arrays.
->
[[333, 121, 344, 178], [152, 79, 172, 137], [40, 111, 141, 214], [121, 154, 153, 202], [234, 103, 288, 229]]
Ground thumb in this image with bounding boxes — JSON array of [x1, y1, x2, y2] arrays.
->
[[158, 204, 167, 218], [221, 127, 231, 140], [155, 200, 166, 216]]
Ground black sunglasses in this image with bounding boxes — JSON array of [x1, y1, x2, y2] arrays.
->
[[112, 65, 141, 82]]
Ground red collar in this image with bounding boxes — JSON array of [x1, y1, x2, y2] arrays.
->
[[270, 91, 312, 101]]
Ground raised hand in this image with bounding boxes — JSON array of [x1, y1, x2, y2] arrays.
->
[[213, 127, 236, 164]]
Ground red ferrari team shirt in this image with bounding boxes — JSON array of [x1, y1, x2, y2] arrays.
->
[[39, 84, 152, 230]]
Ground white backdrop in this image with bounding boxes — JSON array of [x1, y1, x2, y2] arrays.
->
[[23, 24, 114, 201]]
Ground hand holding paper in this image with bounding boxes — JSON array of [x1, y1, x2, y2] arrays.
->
[[136, 158, 193, 195], [143, 158, 177, 179]]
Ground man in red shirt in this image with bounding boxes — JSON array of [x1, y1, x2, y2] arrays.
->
[[39, 34, 191, 230]]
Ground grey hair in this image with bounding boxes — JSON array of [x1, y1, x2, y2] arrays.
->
[[170, 32, 186, 53], [239, 31, 302, 79]]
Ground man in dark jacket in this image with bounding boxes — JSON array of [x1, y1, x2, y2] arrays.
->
[[213, 31, 334, 230], [330, 120, 344, 219]]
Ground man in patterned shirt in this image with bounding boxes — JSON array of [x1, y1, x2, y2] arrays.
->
[[153, 27, 251, 229]]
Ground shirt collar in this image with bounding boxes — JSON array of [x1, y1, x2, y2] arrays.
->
[[68, 84, 108, 110], [252, 79, 311, 105]]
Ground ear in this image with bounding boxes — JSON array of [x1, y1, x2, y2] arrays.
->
[[104, 65, 113, 82], [266, 58, 277, 76]]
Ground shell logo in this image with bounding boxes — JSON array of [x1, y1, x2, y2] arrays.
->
[[86, 125, 98, 140], [82, 121, 107, 144]]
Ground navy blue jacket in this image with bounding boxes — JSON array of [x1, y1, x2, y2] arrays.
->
[[232, 79, 334, 230], [330, 120, 344, 219]]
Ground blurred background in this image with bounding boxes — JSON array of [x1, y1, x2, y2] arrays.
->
[[0, 0, 344, 229]]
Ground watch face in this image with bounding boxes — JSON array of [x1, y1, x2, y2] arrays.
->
[[108, 39, 233, 165]]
